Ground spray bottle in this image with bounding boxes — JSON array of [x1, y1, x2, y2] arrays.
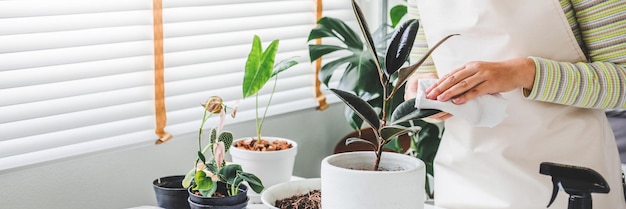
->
[[539, 162, 610, 209]]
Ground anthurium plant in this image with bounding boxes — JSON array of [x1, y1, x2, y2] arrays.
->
[[329, 0, 456, 170], [242, 35, 298, 143], [182, 96, 264, 197]]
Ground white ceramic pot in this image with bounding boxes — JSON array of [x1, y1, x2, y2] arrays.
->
[[230, 137, 298, 193], [321, 151, 425, 209], [261, 178, 321, 209]]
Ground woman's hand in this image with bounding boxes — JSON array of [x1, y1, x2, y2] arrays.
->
[[404, 72, 439, 100], [425, 58, 535, 104], [404, 72, 453, 121]]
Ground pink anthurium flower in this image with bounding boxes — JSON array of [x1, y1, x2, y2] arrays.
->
[[213, 141, 225, 168]]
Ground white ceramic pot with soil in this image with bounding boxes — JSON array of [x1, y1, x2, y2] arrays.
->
[[321, 151, 426, 209], [230, 137, 298, 193]]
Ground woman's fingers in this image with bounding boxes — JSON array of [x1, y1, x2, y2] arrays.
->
[[424, 58, 536, 103]]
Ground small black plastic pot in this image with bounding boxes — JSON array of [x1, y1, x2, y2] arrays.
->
[[153, 175, 191, 209], [187, 182, 248, 209]]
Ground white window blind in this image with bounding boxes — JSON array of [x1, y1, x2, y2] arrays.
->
[[0, 0, 352, 173]]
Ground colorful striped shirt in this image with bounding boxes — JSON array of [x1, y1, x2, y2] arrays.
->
[[409, 0, 626, 109]]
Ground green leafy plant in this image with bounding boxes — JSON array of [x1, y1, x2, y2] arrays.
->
[[389, 1, 408, 28], [242, 35, 298, 143], [182, 96, 264, 197], [328, 0, 456, 170]]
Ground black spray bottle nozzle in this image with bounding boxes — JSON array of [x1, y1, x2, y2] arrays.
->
[[539, 162, 610, 209]]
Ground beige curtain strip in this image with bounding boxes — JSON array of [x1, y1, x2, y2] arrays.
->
[[314, 0, 329, 111], [153, 0, 172, 144]]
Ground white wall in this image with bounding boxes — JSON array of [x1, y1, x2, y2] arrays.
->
[[0, 103, 351, 209]]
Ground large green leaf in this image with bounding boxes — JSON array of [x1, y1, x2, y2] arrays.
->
[[412, 120, 441, 176], [393, 34, 459, 94], [271, 56, 299, 78], [218, 164, 243, 183], [194, 170, 215, 192], [331, 88, 380, 130], [390, 4, 407, 28], [390, 98, 441, 125], [308, 44, 345, 62], [242, 36, 279, 98], [239, 172, 265, 193], [385, 19, 419, 76], [308, 17, 362, 49]]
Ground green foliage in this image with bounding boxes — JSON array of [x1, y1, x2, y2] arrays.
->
[[390, 3, 408, 28], [326, 0, 455, 170], [242, 35, 298, 142], [182, 97, 264, 197]]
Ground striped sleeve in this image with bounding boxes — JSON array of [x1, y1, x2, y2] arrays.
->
[[525, 0, 626, 109], [407, 0, 437, 75]]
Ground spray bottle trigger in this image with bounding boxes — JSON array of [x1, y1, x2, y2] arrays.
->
[[547, 177, 559, 207]]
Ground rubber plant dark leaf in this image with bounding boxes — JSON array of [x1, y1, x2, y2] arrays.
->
[[239, 172, 265, 193], [351, 0, 385, 83], [393, 34, 459, 94], [391, 98, 441, 125], [345, 137, 377, 150], [385, 19, 419, 77], [380, 125, 422, 142], [331, 88, 380, 130]]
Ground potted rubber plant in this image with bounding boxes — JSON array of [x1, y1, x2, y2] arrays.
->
[[319, 1, 456, 208], [308, 0, 443, 200], [182, 96, 265, 209], [229, 35, 299, 197]]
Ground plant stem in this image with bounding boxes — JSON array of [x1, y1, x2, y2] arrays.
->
[[255, 92, 261, 143]]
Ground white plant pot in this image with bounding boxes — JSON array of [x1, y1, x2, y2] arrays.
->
[[321, 151, 425, 209], [230, 137, 298, 192], [261, 178, 321, 209]]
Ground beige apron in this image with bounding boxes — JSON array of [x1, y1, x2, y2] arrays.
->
[[415, 0, 626, 208]]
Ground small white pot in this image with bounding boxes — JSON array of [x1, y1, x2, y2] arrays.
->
[[230, 137, 298, 192], [321, 151, 425, 209], [261, 178, 321, 209]]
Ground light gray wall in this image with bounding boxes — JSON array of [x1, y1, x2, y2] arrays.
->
[[0, 103, 351, 209]]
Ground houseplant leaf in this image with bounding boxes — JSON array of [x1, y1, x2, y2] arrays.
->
[[380, 125, 421, 142], [194, 170, 215, 191], [271, 56, 299, 77], [218, 131, 233, 152], [238, 172, 265, 193], [390, 98, 441, 125], [385, 19, 419, 77], [331, 88, 380, 130], [345, 137, 377, 150], [308, 16, 362, 49], [351, 0, 385, 83], [390, 4, 408, 28], [242, 35, 279, 98], [393, 34, 459, 94]]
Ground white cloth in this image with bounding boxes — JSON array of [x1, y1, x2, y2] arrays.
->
[[414, 79, 507, 127]]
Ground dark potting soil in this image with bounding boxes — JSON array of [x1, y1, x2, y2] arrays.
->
[[274, 189, 321, 209]]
